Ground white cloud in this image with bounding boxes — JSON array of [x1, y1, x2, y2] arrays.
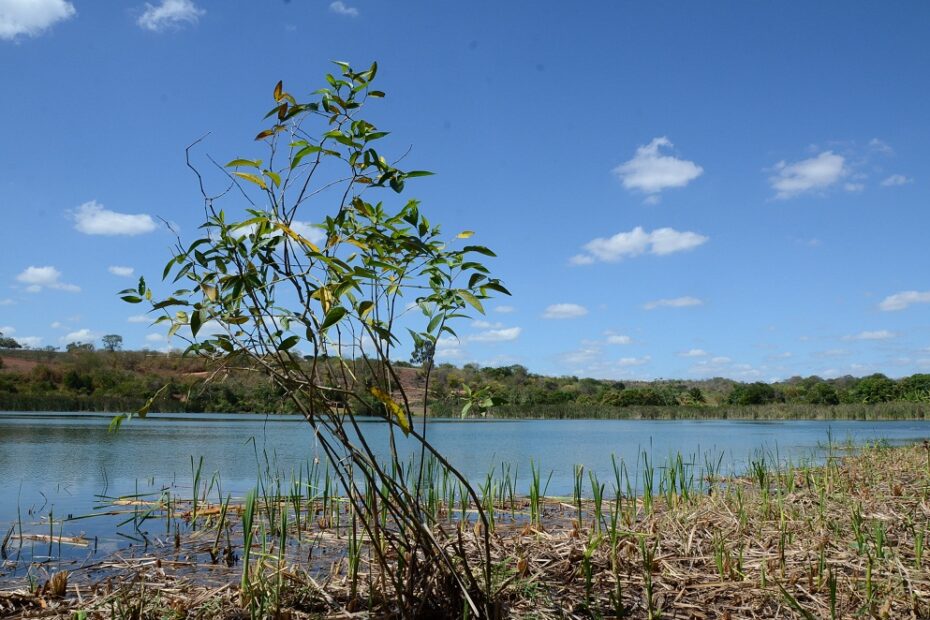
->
[[138, 0, 204, 31], [689, 356, 761, 379], [543, 303, 588, 319], [128, 314, 150, 323], [881, 174, 912, 187], [494, 305, 515, 314], [817, 348, 850, 358], [562, 346, 601, 366], [16, 266, 80, 293], [73, 201, 156, 236], [679, 348, 707, 357], [145, 333, 165, 342], [16, 336, 42, 348], [612, 137, 703, 196], [604, 333, 631, 345], [108, 265, 135, 277], [649, 228, 709, 255], [291, 221, 326, 245], [843, 182, 864, 193], [844, 330, 895, 341], [329, 1, 358, 17], [62, 328, 97, 344], [434, 335, 464, 360], [569, 254, 596, 266], [469, 327, 521, 343], [643, 296, 702, 310], [573, 226, 708, 264], [0, 0, 75, 41], [0, 325, 14, 335], [869, 138, 894, 156], [0, 298, 13, 306], [616, 356, 650, 367], [769, 151, 847, 199], [50, 321, 64, 329], [472, 320, 502, 329], [879, 290, 930, 312]]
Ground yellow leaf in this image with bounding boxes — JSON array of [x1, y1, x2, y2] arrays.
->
[[369, 386, 411, 435], [272, 221, 321, 253], [345, 238, 369, 251], [200, 284, 217, 302], [457, 231, 475, 239], [232, 171, 267, 190], [312, 286, 333, 314]]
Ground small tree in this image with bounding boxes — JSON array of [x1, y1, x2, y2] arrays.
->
[[120, 62, 506, 615], [0, 332, 21, 349], [66, 341, 95, 353], [409, 338, 435, 366], [851, 373, 896, 403], [101, 334, 123, 352]]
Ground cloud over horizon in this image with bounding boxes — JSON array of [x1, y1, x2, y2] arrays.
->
[[844, 330, 895, 341], [769, 151, 847, 199], [73, 201, 157, 236], [643, 296, 702, 310], [138, 0, 204, 32], [879, 290, 930, 312], [0, 0, 75, 41], [16, 266, 80, 293], [542, 303, 588, 319], [612, 137, 703, 198], [329, 1, 359, 17], [572, 226, 708, 264]]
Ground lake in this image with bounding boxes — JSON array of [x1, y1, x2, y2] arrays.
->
[[2, 412, 929, 580]]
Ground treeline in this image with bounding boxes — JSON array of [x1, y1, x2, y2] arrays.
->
[[0, 349, 297, 414], [421, 363, 930, 408], [2, 349, 929, 418]]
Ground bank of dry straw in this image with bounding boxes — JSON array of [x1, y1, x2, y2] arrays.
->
[[3, 441, 930, 618]]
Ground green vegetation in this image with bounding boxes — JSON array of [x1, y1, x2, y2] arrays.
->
[[2, 349, 929, 419]]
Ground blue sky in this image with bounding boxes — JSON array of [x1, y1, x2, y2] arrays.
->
[[1, 0, 929, 381]]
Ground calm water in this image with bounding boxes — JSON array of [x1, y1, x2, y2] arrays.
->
[[2, 412, 929, 578]]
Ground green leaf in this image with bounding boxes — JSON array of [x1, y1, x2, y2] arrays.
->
[[190, 309, 202, 337], [458, 290, 484, 314], [279, 335, 300, 351], [321, 306, 348, 330], [463, 245, 497, 257], [483, 281, 511, 296], [357, 300, 374, 319], [264, 170, 282, 188], [232, 172, 267, 190], [404, 170, 434, 178], [226, 158, 261, 169], [121, 295, 143, 304], [138, 385, 169, 419], [108, 414, 128, 433]]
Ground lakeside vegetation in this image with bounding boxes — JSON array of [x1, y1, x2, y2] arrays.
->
[[4, 441, 930, 618], [2, 348, 929, 419]]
